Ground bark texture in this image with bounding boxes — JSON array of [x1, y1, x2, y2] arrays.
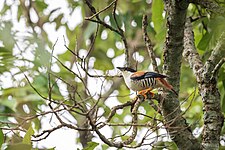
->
[[184, 19, 224, 150], [162, 0, 201, 149]]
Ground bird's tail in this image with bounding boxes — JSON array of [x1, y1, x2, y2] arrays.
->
[[158, 78, 178, 96]]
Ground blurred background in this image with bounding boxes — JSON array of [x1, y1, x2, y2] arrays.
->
[[0, 0, 225, 149]]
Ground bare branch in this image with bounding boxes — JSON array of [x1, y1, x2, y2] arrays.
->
[[122, 96, 144, 145], [142, 15, 159, 73], [24, 73, 48, 100], [85, 24, 99, 59], [64, 44, 82, 60], [211, 57, 225, 79], [183, 18, 203, 81], [85, 0, 116, 20], [84, 0, 130, 67], [112, 0, 130, 67]]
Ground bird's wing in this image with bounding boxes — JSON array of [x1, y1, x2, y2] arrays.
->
[[130, 71, 167, 80], [130, 71, 146, 80], [144, 72, 167, 79]]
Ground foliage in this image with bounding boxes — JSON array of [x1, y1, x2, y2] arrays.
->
[[0, 0, 224, 149]]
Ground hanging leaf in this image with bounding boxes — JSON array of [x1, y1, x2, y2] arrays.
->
[[6, 143, 32, 150], [35, 0, 48, 12], [83, 142, 99, 150], [152, 0, 164, 34], [152, 0, 166, 49], [197, 31, 212, 50], [0, 129, 4, 148], [22, 125, 34, 145], [198, 16, 225, 51], [84, 22, 98, 40], [0, 22, 15, 50]]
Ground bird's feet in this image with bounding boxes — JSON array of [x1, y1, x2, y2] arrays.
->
[[137, 88, 154, 99], [130, 89, 154, 112]]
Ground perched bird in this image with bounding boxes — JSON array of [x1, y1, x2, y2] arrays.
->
[[117, 67, 178, 98]]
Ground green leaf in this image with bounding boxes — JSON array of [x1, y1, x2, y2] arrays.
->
[[198, 16, 225, 51], [220, 146, 225, 150], [54, 14, 64, 31], [35, 0, 48, 12], [151, 0, 166, 49], [83, 142, 99, 150], [197, 31, 211, 50], [22, 126, 34, 145], [84, 22, 97, 40], [47, 147, 56, 150], [152, 141, 178, 150], [0, 22, 15, 50], [6, 143, 32, 150], [131, 0, 141, 2], [152, 0, 164, 34], [0, 129, 4, 148], [17, 5, 23, 21], [93, 48, 114, 70], [0, 4, 10, 15], [101, 144, 109, 150]]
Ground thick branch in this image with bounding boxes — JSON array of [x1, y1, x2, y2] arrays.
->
[[200, 31, 225, 150], [183, 18, 203, 81], [189, 0, 225, 14], [184, 18, 224, 150]]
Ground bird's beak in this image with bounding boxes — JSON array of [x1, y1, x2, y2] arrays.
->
[[116, 67, 123, 71]]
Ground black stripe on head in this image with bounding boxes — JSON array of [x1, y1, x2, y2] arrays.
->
[[117, 67, 136, 72]]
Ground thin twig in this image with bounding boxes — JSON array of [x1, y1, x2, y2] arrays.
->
[[85, 0, 116, 20], [85, 24, 99, 59], [85, 18, 122, 35], [142, 15, 159, 73], [112, 0, 130, 67], [24, 74, 48, 100], [85, 0, 130, 66], [211, 57, 225, 79]]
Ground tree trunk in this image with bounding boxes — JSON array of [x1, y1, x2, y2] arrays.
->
[[162, 0, 201, 149]]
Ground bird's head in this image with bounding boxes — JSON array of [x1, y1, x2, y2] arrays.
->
[[117, 67, 136, 78]]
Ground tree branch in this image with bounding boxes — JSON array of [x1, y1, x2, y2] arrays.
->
[[183, 18, 203, 81], [184, 17, 224, 150], [211, 57, 225, 79], [112, 0, 130, 67], [189, 0, 225, 14], [203, 31, 225, 80], [199, 31, 225, 149], [142, 15, 159, 73], [84, 0, 130, 67]]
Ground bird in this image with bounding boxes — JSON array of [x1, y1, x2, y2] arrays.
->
[[117, 67, 178, 98]]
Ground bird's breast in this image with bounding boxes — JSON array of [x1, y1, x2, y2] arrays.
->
[[130, 78, 157, 91]]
